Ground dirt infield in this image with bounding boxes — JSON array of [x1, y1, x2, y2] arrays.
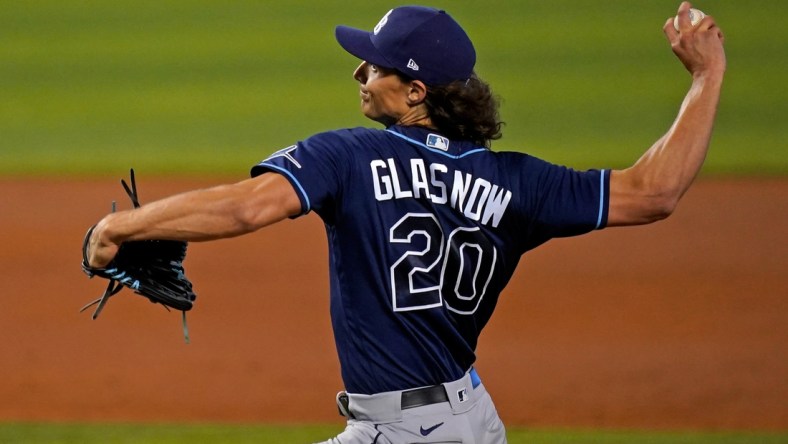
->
[[0, 178, 785, 431]]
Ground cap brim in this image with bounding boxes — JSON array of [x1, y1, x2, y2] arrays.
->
[[335, 25, 395, 69]]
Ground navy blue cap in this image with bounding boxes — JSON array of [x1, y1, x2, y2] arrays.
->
[[335, 6, 476, 86]]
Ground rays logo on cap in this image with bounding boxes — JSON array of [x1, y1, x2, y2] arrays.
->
[[426, 133, 449, 151], [374, 9, 393, 35]]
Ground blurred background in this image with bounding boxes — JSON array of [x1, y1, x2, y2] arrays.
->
[[1, 1, 786, 442], [1, 0, 786, 177]]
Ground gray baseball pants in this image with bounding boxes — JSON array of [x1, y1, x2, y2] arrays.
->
[[316, 369, 506, 443]]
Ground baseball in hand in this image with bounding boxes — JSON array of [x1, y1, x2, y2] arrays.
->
[[673, 8, 706, 31]]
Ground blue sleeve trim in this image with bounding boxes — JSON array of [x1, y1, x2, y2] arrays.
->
[[256, 162, 312, 213], [595, 169, 609, 229]]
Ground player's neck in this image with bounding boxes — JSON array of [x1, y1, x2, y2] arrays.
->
[[396, 105, 434, 129]]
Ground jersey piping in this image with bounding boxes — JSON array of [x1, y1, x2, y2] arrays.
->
[[385, 129, 488, 159], [259, 162, 312, 213], [596, 169, 608, 229]]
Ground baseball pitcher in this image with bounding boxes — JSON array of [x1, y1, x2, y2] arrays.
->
[[83, 2, 725, 442]]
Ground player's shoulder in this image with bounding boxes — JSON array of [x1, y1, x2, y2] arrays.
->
[[284, 127, 391, 169], [306, 126, 388, 144], [482, 148, 543, 169], [494, 149, 571, 169]]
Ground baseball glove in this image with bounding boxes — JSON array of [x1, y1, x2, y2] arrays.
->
[[81, 169, 197, 341]]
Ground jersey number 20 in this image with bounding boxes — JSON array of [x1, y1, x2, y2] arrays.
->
[[389, 213, 497, 315]]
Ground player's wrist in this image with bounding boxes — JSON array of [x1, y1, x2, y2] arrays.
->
[[96, 212, 129, 247], [692, 63, 725, 81]]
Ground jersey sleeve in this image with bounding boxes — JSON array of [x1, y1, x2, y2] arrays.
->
[[513, 154, 610, 248], [250, 131, 349, 218]]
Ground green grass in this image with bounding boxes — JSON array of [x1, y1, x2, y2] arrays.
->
[[1, 0, 787, 177], [0, 423, 785, 444]]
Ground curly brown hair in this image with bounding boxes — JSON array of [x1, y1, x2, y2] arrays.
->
[[422, 73, 504, 148]]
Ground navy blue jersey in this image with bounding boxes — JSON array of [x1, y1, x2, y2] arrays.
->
[[252, 125, 609, 394]]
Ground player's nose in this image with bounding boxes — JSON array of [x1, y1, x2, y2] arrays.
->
[[353, 61, 368, 83]]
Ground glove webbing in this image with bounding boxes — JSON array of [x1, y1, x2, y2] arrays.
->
[[79, 279, 191, 344]]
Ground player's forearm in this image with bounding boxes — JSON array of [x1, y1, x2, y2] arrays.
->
[[97, 174, 298, 244], [612, 72, 723, 223], [640, 72, 723, 195], [99, 188, 253, 244]]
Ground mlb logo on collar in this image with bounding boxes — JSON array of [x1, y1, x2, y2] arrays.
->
[[426, 133, 449, 151]]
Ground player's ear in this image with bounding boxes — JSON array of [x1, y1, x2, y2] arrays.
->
[[406, 80, 428, 105]]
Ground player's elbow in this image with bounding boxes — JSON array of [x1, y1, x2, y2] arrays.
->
[[231, 196, 276, 234], [644, 194, 679, 222], [228, 181, 299, 233], [645, 173, 688, 221], [233, 209, 262, 234], [608, 171, 682, 226], [617, 195, 677, 226]]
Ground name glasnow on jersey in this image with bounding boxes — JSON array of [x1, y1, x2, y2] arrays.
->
[[370, 157, 512, 228]]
